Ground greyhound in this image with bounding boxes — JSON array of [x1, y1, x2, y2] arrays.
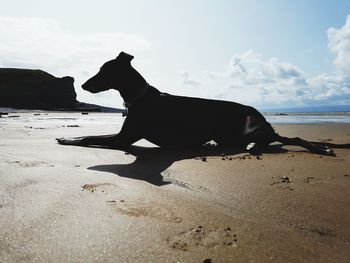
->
[[56, 52, 350, 156]]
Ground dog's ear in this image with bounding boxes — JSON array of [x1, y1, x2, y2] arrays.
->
[[117, 52, 134, 63]]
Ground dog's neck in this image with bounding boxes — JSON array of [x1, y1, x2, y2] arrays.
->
[[118, 67, 149, 108], [123, 82, 149, 108]]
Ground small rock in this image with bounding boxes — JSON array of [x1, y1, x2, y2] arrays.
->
[[281, 176, 291, 183], [202, 157, 207, 162], [256, 155, 262, 160]]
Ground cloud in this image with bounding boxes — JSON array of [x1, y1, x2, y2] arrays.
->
[[327, 15, 350, 75], [0, 16, 151, 107], [180, 71, 201, 87], [179, 16, 350, 108]]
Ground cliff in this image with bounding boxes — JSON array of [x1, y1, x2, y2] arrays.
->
[[0, 68, 122, 112]]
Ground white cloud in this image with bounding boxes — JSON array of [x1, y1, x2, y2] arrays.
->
[[0, 16, 151, 107], [180, 16, 350, 108], [178, 51, 309, 107], [327, 15, 350, 75], [180, 71, 201, 87]]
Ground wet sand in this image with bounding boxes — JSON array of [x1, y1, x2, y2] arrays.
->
[[0, 113, 350, 262]]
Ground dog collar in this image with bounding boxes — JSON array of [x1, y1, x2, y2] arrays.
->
[[123, 82, 149, 109]]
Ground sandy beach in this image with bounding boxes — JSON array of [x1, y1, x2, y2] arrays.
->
[[0, 112, 350, 263]]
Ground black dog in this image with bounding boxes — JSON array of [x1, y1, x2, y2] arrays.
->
[[57, 52, 350, 156]]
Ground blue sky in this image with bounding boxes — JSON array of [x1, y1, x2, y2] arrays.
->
[[1, 0, 350, 109]]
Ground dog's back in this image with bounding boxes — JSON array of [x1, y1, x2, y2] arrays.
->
[[125, 86, 267, 147]]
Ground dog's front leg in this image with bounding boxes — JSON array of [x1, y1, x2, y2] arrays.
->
[[56, 132, 138, 149]]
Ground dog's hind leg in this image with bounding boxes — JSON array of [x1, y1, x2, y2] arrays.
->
[[273, 134, 335, 156], [245, 132, 274, 155], [243, 117, 276, 155]]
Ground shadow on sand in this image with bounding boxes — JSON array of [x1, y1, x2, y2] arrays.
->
[[87, 144, 287, 187]]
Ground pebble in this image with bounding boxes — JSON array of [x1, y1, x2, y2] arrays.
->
[[281, 176, 291, 183]]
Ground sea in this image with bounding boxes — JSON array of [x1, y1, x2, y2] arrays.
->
[[0, 108, 350, 127]]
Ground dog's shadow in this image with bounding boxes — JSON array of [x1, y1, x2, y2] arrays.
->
[[87, 144, 287, 187]]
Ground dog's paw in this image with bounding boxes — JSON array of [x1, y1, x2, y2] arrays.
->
[[311, 146, 336, 157], [56, 137, 83, 145], [324, 148, 335, 156], [246, 142, 255, 151]]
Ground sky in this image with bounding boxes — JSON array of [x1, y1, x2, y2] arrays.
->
[[1, 0, 350, 109]]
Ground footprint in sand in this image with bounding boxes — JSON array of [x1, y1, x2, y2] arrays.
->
[[270, 176, 294, 190], [82, 183, 182, 223], [304, 176, 319, 184], [167, 226, 238, 251], [5, 160, 52, 168], [106, 200, 183, 224], [303, 176, 336, 184], [81, 183, 118, 193], [162, 170, 209, 192], [298, 225, 335, 238]]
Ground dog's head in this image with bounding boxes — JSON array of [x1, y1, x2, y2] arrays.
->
[[82, 52, 134, 93]]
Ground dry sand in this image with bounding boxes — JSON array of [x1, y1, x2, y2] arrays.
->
[[0, 113, 350, 263]]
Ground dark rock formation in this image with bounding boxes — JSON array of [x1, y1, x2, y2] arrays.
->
[[0, 68, 77, 109], [0, 68, 122, 112]]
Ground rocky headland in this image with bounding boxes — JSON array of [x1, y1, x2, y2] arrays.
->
[[0, 68, 121, 112]]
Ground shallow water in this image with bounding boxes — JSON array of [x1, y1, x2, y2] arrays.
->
[[1, 109, 350, 127], [265, 114, 350, 124]]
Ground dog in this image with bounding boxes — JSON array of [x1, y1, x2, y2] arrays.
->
[[57, 52, 350, 156]]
